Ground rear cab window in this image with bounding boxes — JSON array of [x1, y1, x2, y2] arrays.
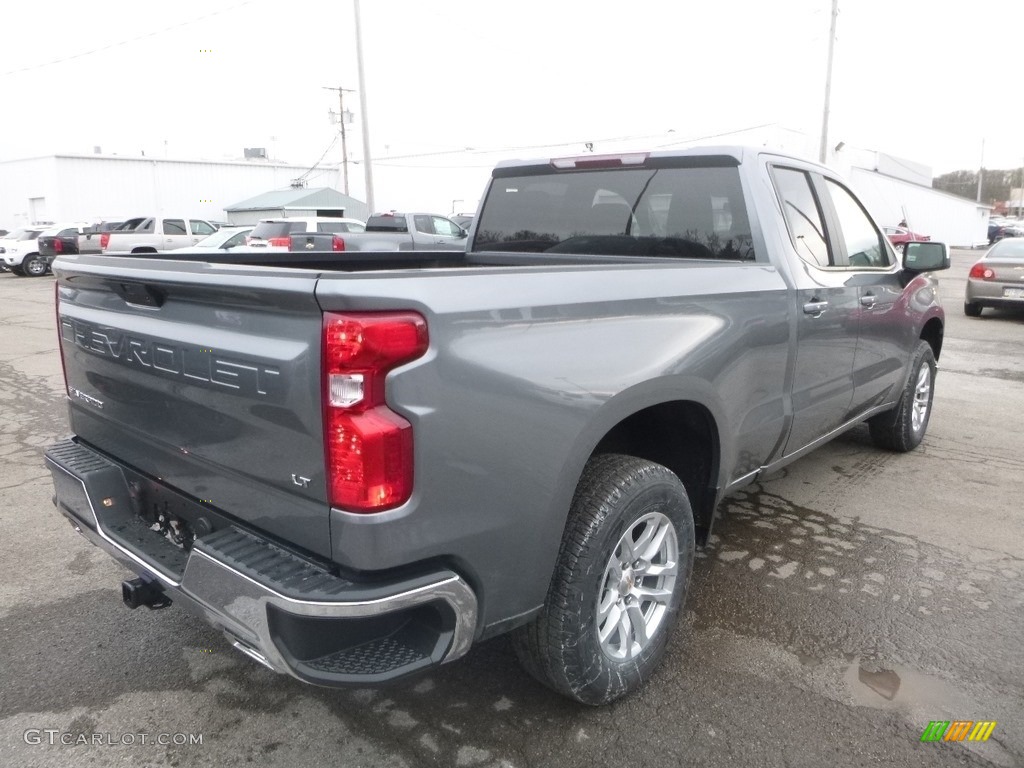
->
[[366, 215, 409, 233], [473, 157, 756, 260]]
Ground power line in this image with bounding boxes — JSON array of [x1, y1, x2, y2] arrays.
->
[[1, 0, 256, 77], [294, 135, 340, 184]]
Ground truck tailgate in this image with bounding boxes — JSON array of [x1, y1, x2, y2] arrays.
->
[[55, 257, 331, 557]]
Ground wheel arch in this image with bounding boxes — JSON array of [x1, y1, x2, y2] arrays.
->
[[920, 316, 944, 360], [586, 399, 721, 545], [131, 246, 158, 254]]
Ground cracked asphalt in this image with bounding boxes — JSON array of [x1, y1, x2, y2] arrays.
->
[[0, 250, 1021, 767]]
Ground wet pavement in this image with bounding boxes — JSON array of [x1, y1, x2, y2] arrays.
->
[[1, 251, 1021, 767]]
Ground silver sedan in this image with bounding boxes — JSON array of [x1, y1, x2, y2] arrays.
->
[[964, 238, 1024, 316]]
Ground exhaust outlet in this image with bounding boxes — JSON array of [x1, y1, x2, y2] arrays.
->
[[121, 577, 172, 610]]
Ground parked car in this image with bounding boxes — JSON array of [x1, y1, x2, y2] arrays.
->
[[992, 221, 1024, 243], [883, 225, 930, 248], [450, 213, 475, 229], [45, 146, 950, 705], [964, 237, 1024, 316], [39, 221, 126, 270], [988, 218, 1010, 244], [289, 212, 468, 252], [180, 226, 253, 253], [102, 216, 218, 254], [0, 228, 36, 272], [245, 217, 366, 249], [2, 223, 86, 276]]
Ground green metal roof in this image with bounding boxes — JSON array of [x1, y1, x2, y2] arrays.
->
[[225, 187, 364, 212]]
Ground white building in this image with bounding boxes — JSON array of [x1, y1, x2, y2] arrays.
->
[[0, 153, 344, 227], [829, 147, 989, 248]]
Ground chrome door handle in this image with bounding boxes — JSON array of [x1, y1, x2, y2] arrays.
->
[[803, 300, 829, 316], [860, 295, 876, 308]]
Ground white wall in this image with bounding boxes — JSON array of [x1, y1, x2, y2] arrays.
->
[[848, 168, 988, 248], [0, 157, 59, 227], [0, 155, 341, 227]]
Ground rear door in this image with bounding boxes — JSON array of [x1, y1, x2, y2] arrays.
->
[[55, 258, 332, 556], [162, 218, 188, 249], [770, 165, 860, 456]]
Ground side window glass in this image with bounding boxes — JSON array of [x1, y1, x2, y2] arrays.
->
[[414, 215, 433, 235], [825, 180, 891, 268], [772, 167, 830, 268], [432, 217, 459, 237], [163, 219, 187, 235], [190, 220, 215, 236]]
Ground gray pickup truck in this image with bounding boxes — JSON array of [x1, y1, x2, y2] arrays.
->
[[45, 147, 949, 705], [288, 211, 468, 252]]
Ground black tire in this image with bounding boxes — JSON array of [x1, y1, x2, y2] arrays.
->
[[511, 454, 695, 705], [868, 341, 936, 452], [964, 302, 983, 317], [22, 253, 47, 277], [10, 265, 24, 276]]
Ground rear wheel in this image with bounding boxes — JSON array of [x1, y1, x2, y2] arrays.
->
[[868, 341, 936, 452], [511, 454, 695, 705], [23, 253, 47, 277], [964, 302, 983, 317]]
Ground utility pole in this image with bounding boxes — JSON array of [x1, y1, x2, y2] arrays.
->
[[354, 0, 375, 212], [819, 0, 839, 164], [976, 138, 984, 203], [1019, 159, 1024, 218], [323, 85, 355, 195]]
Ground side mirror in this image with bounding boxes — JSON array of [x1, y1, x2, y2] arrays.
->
[[459, 228, 469, 238], [903, 241, 949, 272]]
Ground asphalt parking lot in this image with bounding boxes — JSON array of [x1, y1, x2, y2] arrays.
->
[[0, 250, 1021, 768]]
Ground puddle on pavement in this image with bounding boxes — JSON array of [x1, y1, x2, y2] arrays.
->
[[843, 656, 952, 710], [843, 658, 1017, 766]]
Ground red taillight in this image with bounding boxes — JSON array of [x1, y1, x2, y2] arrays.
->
[[268, 236, 291, 248], [100, 232, 110, 250], [323, 312, 428, 512], [332, 235, 345, 251], [54, 238, 63, 253], [55, 282, 68, 387], [969, 263, 995, 280]]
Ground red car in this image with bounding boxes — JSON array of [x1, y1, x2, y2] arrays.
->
[[883, 225, 930, 247]]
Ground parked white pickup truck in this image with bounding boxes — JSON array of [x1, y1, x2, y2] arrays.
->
[[101, 217, 217, 254]]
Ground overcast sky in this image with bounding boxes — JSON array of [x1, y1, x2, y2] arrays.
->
[[2, 0, 1020, 213]]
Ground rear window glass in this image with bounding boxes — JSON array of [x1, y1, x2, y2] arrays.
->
[[474, 164, 754, 260], [990, 239, 1024, 259], [317, 221, 365, 233], [366, 215, 409, 233], [250, 221, 304, 239]]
